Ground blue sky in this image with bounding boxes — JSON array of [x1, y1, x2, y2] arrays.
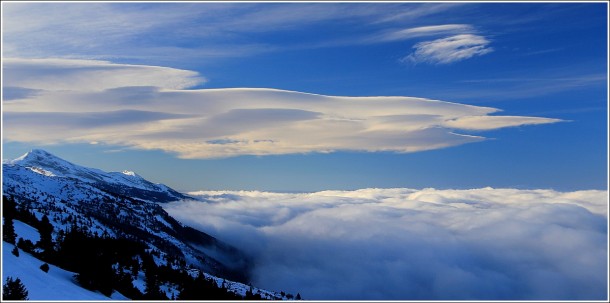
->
[[2, 2, 607, 192]]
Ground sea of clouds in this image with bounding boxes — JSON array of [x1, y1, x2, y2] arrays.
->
[[163, 187, 608, 300]]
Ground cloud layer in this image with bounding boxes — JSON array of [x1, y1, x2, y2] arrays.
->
[[3, 58, 561, 159], [164, 188, 608, 300]]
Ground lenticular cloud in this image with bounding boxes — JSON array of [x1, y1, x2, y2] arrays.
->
[[3, 58, 561, 159], [163, 188, 608, 300]]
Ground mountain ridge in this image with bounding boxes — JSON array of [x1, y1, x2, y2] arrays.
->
[[2, 149, 291, 299], [7, 149, 189, 203]]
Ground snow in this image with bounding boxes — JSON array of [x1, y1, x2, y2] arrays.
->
[[132, 274, 146, 293], [154, 214, 172, 229], [122, 170, 136, 176], [160, 283, 179, 299], [202, 272, 287, 300], [13, 220, 40, 244], [110, 290, 129, 300], [2, 243, 118, 300], [27, 166, 55, 177], [8, 149, 174, 194]]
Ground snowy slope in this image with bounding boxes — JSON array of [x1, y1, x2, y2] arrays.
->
[[3, 236, 127, 300], [202, 272, 291, 300], [13, 220, 40, 244]]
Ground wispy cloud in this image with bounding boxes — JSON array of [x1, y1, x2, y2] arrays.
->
[[1, 2, 478, 64], [281, 23, 485, 55], [434, 72, 607, 102], [376, 24, 475, 42], [373, 3, 465, 24], [2, 58, 561, 159], [369, 23, 493, 65], [403, 34, 493, 64], [522, 47, 564, 56], [3, 58, 205, 91], [443, 115, 565, 130], [164, 188, 608, 299]]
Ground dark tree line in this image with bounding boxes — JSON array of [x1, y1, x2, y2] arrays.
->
[[3, 196, 55, 261]]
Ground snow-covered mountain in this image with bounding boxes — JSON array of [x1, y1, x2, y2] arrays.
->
[[2, 150, 290, 300], [7, 149, 187, 203]]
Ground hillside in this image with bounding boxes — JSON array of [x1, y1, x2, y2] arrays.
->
[[2, 150, 293, 300]]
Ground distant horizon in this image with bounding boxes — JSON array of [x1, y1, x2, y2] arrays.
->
[[2, 146, 607, 193]]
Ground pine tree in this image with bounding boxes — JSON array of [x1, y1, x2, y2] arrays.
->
[[143, 268, 167, 300], [3, 218, 17, 244], [11, 247, 19, 257], [3, 276, 29, 300], [37, 215, 54, 255], [3, 196, 17, 244], [2, 196, 17, 218]]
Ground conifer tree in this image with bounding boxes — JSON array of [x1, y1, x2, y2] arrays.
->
[[37, 215, 54, 254], [2, 196, 17, 244], [2, 222, 17, 244], [3, 218, 17, 244], [2, 196, 16, 218], [143, 268, 167, 300], [3, 276, 29, 300]]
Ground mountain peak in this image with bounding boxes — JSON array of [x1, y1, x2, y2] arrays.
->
[[10, 149, 97, 183], [6, 148, 188, 202], [13, 149, 58, 163], [11, 149, 73, 170], [29, 148, 53, 156]]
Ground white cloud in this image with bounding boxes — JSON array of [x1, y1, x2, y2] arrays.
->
[[378, 24, 474, 42], [3, 58, 561, 159], [164, 188, 608, 300], [404, 34, 493, 64], [3, 58, 205, 91], [443, 115, 566, 130], [368, 24, 493, 66]]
